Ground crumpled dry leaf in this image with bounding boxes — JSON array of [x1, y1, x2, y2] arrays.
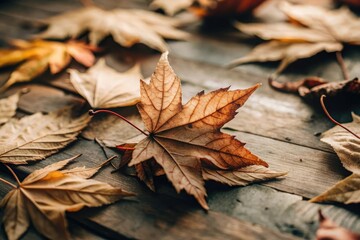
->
[[310, 173, 360, 204], [321, 113, 360, 174], [315, 210, 360, 240], [269, 77, 360, 100], [0, 108, 90, 164], [0, 92, 20, 125], [229, 2, 360, 75], [0, 39, 96, 92], [128, 52, 285, 209], [37, 6, 191, 52], [69, 59, 144, 109], [0, 155, 133, 240]]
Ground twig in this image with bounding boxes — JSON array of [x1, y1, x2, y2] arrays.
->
[[336, 51, 350, 80], [4, 164, 21, 185], [320, 95, 360, 139]]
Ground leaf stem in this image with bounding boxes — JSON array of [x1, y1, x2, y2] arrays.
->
[[320, 95, 360, 139], [0, 177, 17, 189], [336, 51, 350, 80], [4, 164, 21, 185], [89, 109, 149, 137]]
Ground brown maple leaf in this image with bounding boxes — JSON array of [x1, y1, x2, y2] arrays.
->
[[229, 2, 360, 77], [315, 210, 360, 240], [120, 52, 284, 209], [69, 59, 145, 109], [0, 155, 133, 240], [269, 77, 360, 100], [37, 6, 190, 52], [0, 39, 96, 92]]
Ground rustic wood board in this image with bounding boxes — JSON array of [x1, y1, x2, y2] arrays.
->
[[0, 0, 359, 239]]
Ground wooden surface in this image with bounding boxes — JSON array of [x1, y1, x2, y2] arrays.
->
[[0, 0, 360, 239]]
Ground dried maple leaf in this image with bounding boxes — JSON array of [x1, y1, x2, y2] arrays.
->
[[321, 113, 360, 174], [310, 173, 360, 204], [0, 155, 132, 240], [0, 92, 20, 125], [229, 2, 360, 76], [0, 39, 96, 92], [123, 52, 284, 209], [0, 108, 90, 164], [315, 210, 360, 240], [37, 6, 190, 52], [269, 77, 360, 100]]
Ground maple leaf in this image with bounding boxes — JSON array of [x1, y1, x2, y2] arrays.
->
[[69, 58, 145, 109], [269, 77, 360, 100], [315, 210, 360, 240], [123, 52, 283, 209], [37, 6, 190, 52], [0, 92, 20, 125], [0, 108, 90, 164], [228, 2, 360, 76], [0, 155, 133, 240], [0, 39, 96, 92]]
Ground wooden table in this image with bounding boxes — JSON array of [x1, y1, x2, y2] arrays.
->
[[0, 0, 359, 239]]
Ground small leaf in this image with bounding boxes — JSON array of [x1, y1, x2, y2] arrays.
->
[[311, 174, 360, 204], [321, 113, 360, 174], [69, 58, 144, 109], [1, 157, 133, 240], [0, 109, 90, 164], [0, 40, 96, 92]]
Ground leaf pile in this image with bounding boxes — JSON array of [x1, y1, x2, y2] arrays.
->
[[37, 6, 191, 52], [125, 52, 285, 209], [0, 39, 96, 92], [229, 2, 360, 76], [1, 155, 132, 240]]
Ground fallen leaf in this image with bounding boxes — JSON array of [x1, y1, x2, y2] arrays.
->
[[0, 155, 133, 240], [202, 165, 286, 186], [269, 77, 360, 100], [127, 52, 283, 209], [310, 174, 360, 204], [0, 108, 90, 164], [0, 39, 96, 92], [315, 210, 360, 240], [321, 113, 360, 174], [0, 92, 20, 125], [37, 6, 191, 52], [69, 59, 144, 109], [229, 2, 360, 75]]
